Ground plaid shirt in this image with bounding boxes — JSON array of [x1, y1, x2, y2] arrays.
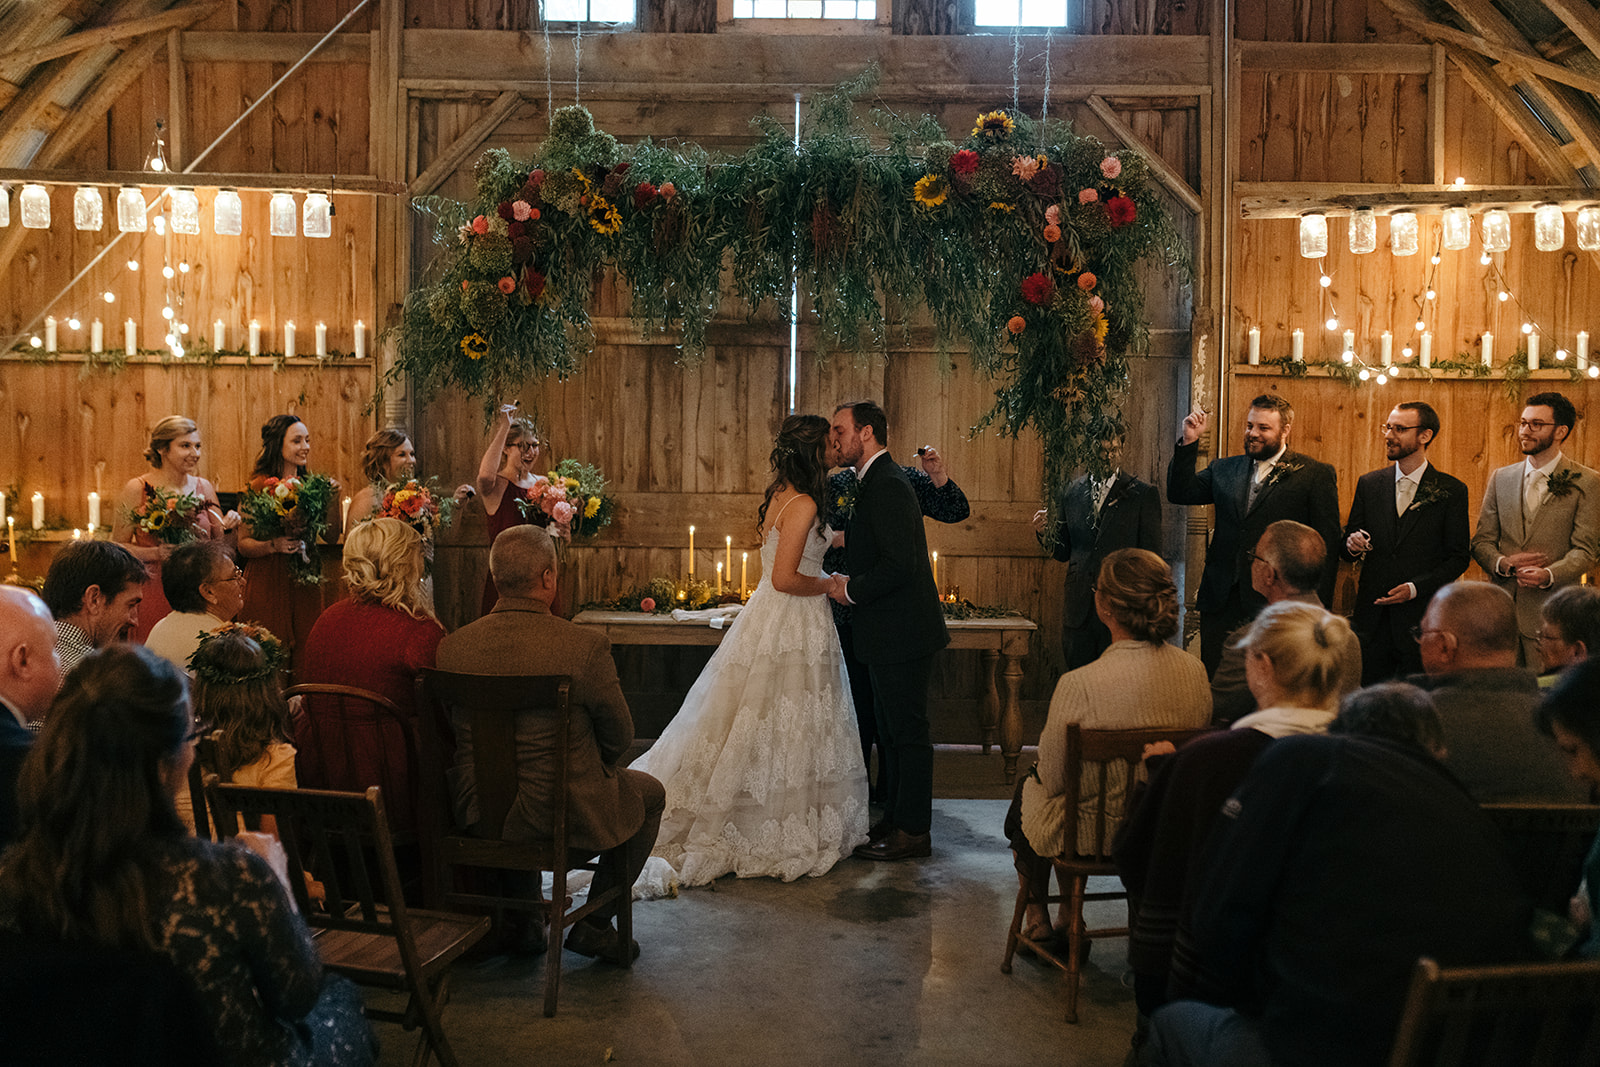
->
[[825, 465, 969, 627], [36, 621, 96, 734]]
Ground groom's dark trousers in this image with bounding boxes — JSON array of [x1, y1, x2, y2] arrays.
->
[[845, 453, 950, 837]]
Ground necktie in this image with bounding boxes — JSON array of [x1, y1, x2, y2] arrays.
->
[[1247, 462, 1266, 510], [1396, 477, 1416, 517], [1524, 468, 1543, 521]]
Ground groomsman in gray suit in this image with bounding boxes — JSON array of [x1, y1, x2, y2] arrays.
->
[[1471, 392, 1600, 667]]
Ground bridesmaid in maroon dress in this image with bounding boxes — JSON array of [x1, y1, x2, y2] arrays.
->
[[237, 415, 342, 677], [474, 403, 556, 616], [115, 416, 240, 644]]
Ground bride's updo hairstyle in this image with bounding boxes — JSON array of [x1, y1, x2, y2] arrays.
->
[[1094, 548, 1180, 643], [757, 414, 831, 533]]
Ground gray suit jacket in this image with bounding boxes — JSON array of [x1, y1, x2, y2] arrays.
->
[[435, 597, 646, 852], [1470, 455, 1600, 637]]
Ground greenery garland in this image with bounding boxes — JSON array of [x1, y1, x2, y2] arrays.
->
[[392, 68, 1190, 499]]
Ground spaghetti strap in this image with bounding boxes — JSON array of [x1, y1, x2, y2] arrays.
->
[[763, 492, 804, 537]]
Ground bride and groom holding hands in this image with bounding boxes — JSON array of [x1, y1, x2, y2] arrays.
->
[[634, 400, 951, 886]]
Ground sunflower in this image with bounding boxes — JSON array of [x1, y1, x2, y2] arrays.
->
[[587, 195, 622, 235], [460, 333, 490, 360], [584, 496, 601, 518], [146, 508, 168, 531], [989, 201, 1015, 214], [972, 110, 1016, 139], [913, 174, 948, 208]]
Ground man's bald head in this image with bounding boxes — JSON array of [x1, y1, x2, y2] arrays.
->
[[0, 585, 60, 722], [1421, 582, 1519, 673]]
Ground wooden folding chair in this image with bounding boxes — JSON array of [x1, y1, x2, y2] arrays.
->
[[1387, 956, 1600, 1066], [1480, 803, 1600, 914], [206, 782, 490, 1067], [1001, 723, 1209, 1023], [287, 684, 422, 841], [416, 670, 634, 1018]]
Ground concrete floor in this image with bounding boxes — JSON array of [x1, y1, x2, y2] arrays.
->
[[373, 799, 1139, 1067]]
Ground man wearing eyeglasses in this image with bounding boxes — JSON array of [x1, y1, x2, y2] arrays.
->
[[1342, 402, 1470, 684], [1471, 391, 1600, 667]]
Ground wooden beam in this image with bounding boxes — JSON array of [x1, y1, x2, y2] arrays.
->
[[1442, 45, 1582, 184], [1084, 94, 1201, 215], [167, 29, 185, 171], [1236, 182, 1600, 219], [1236, 40, 1433, 74], [0, 166, 406, 195], [0, 49, 101, 162], [408, 91, 524, 197], [1540, 0, 1600, 64], [1389, 12, 1600, 98], [399, 78, 1212, 101], [178, 30, 371, 65], [1430, 43, 1447, 186], [0, 3, 221, 77], [32, 36, 175, 169]]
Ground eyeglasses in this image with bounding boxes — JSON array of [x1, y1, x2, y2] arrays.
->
[[209, 567, 246, 584], [1381, 423, 1420, 435], [1410, 626, 1451, 644], [1519, 419, 1555, 431], [512, 440, 541, 452]]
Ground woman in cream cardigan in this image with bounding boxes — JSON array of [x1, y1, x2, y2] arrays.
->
[[1005, 548, 1212, 943]]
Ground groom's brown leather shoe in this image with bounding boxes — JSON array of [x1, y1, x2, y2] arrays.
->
[[853, 829, 931, 861], [867, 817, 894, 842]]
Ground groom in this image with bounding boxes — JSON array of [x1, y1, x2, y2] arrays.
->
[[826, 401, 950, 860]]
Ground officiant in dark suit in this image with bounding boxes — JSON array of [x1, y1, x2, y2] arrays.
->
[[1342, 402, 1471, 683], [1167, 394, 1340, 677], [1033, 429, 1161, 670], [827, 401, 949, 862]]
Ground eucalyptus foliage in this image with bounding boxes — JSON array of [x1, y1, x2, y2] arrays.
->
[[391, 70, 1190, 499]]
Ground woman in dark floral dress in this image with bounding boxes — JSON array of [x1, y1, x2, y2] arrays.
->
[[0, 645, 374, 1067]]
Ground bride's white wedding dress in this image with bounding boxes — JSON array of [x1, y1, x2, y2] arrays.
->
[[630, 502, 869, 887]]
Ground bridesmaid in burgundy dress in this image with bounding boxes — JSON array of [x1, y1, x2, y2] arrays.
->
[[473, 403, 556, 616], [114, 415, 240, 644]]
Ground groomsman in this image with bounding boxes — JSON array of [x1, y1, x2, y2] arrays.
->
[[1471, 391, 1600, 667], [1342, 402, 1470, 683], [1032, 428, 1161, 670], [1167, 395, 1340, 676]]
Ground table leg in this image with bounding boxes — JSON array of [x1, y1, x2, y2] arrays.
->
[[979, 649, 1000, 754], [1000, 630, 1031, 781]]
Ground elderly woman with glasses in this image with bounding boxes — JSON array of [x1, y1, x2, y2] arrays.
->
[[474, 401, 559, 617], [143, 541, 247, 675]]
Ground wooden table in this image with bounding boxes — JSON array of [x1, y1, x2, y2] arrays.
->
[[573, 610, 1039, 780]]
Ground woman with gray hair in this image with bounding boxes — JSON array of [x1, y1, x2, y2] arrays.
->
[[143, 541, 246, 674]]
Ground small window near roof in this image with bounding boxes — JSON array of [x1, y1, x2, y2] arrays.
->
[[732, 0, 876, 18], [974, 0, 1068, 28], [544, 0, 636, 23]]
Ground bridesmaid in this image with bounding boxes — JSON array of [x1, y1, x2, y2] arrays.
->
[[114, 415, 240, 644], [237, 415, 342, 676], [347, 427, 473, 527], [474, 403, 555, 616]]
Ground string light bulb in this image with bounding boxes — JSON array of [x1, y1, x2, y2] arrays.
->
[[1376, 372, 1389, 385], [1359, 368, 1371, 380], [162, 265, 175, 279], [1425, 289, 1436, 300], [1557, 349, 1569, 362], [103, 292, 115, 303], [66, 317, 80, 330], [1415, 319, 1426, 331], [1319, 274, 1332, 288], [126, 259, 139, 271], [1326, 316, 1339, 330]]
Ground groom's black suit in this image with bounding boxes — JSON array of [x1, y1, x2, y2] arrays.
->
[[845, 451, 949, 837]]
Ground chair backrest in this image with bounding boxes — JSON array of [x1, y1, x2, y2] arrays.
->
[[1064, 723, 1211, 863], [206, 782, 415, 945], [184, 730, 225, 840], [415, 671, 572, 843], [1388, 956, 1600, 1066], [1479, 803, 1600, 915], [287, 684, 420, 837]]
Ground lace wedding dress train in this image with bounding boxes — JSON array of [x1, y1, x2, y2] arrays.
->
[[630, 513, 869, 889]]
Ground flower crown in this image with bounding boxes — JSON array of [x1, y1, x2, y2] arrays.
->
[[187, 622, 288, 686]]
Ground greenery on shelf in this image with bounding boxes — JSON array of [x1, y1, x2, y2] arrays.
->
[[392, 67, 1189, 495]]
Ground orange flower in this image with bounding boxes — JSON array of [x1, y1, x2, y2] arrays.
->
[[1007, 316, 1026, 335], [1077, 272, 1098, 291], [1043, 223, 1061, 243]]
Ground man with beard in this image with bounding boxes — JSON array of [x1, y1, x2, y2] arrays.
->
[[1342, 402, 1470, 683], [1472, 391, 1600, 667], [40, 539, 148, 686], [1167, 395, 1340, 676]]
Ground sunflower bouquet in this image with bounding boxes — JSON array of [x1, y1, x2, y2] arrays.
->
[[517, 458, 614, 541], [374, 476, 456, 543], [128, 483, 206, 545], [240, 473, 337, 585]]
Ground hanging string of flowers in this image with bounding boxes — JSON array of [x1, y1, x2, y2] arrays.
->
[[393, 68, 1188, 495]]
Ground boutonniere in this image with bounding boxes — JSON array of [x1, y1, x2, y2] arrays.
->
[[1261, 460, 1303, 491], [1547, 468, 1583, 499], [832, 477, 861, 521], [1407, 480, 1451, 512]]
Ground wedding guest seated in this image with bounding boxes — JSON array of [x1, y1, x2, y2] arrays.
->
[[40, 539, 148, 682], [1116, 601, 1357, 1032], [1409, 581, 1585, 802], [1537, 659, 1600, 954], [1536, 584, 1600, 684], [143, 542, 246, 674], [1004, 549, 1210, 945], [1148, 684, 1529, 1067], [299, 518, 446, 831], [173, 625, 297, 838], [0, 587, 59, 850], [437, 525, 664, 964], [1208, 520, 1360, 726], [0, 645, 375, 1066]]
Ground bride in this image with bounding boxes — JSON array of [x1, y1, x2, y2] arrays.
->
[[631, 414, 869, 886]]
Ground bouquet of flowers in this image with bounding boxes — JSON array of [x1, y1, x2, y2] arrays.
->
[[128, 483, 206, 545], [240, 472, 337, 585], [374, 477, 456, 542], [516, 458, 615, 541]]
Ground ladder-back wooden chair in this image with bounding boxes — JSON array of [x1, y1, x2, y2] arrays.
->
[[416, 669, 633, 1018], [206, 782, 489, 1067], [1001, 722, 1209, 1023], [1387, 956, 1600, 1066]]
